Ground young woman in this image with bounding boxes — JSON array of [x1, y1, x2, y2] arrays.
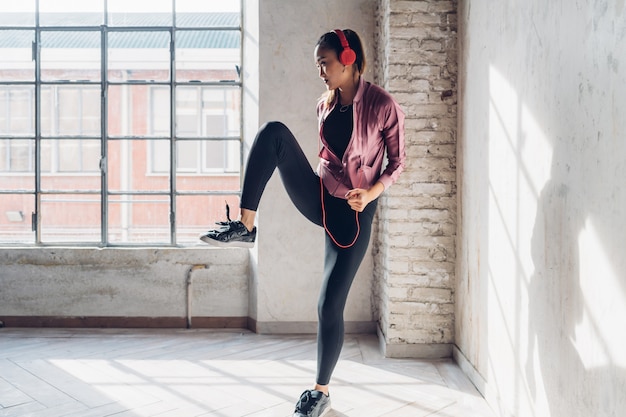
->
[[201, 29, 405, 417]]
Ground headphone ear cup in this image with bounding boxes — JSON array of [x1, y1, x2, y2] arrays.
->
[[334, 29, 357, 66], [340, 48, 357, 66]]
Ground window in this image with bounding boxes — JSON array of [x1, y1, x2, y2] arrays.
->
[[0, 0, 243, 246]]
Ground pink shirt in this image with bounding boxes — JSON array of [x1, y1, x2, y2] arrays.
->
[[317, 77, 406, 198]]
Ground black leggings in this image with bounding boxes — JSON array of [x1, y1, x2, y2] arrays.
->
[[241, 121, 377, 385]]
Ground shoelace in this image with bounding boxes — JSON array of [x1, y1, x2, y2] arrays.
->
[[214, 202, 233, 228], [295, 390, 316, 413], [225, 202, 231, 222]]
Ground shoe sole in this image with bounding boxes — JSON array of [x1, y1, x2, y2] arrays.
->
[[293, 407, 331, 417], [293, 400, 331, 417], [199, 235, 255, 248]]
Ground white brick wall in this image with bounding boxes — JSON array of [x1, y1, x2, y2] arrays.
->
[[374, 0, 457, 357]]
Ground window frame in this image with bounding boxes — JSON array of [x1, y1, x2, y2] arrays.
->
[[0, 1, 243, 246]]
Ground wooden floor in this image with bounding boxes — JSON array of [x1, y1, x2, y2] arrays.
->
[[0, 329, 496, 417]]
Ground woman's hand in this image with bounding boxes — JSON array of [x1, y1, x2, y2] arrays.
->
[[345, 181, 385, 212]]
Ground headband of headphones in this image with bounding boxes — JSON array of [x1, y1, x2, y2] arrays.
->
[[333, 29, 357, 66]]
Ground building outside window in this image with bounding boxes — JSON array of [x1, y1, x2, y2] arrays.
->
[[0, 0, 243, 246]]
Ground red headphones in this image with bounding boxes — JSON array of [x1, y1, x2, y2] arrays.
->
[[333, 29, 357, 66]]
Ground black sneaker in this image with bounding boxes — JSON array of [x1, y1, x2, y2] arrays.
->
[[293, 390, 331, 417], [199, 204, 256, 248]]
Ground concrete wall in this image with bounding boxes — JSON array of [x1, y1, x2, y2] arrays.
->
[[456, 1, 626, 416], [248, 0, 379, 333], [0, 248, 250, 327]]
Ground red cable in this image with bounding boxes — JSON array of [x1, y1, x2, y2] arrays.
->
[[320, 175, 360, 249]]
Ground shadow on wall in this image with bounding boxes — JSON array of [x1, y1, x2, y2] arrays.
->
[[519, 4, 626, 415], [526, 155, 626, 417], [480, 2, 626, 416]]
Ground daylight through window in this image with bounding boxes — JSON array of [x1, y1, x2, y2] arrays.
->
[[0, 0, 242, 246]]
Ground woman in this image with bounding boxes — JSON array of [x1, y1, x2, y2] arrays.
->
[[201, 29, 405, 417]]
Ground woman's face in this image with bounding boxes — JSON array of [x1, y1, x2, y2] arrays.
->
[[314, 45, 352, 90]]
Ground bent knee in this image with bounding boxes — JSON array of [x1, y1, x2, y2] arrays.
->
[[259, 120, 289, 136]]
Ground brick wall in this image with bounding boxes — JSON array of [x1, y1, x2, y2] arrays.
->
[[373, 0, 457, 358]]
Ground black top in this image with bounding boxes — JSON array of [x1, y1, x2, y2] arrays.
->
[[322, 103, 354, 160]]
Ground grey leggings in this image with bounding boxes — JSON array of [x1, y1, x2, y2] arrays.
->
[[241, 121, 377, 385]]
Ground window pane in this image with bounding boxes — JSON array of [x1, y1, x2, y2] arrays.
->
[[41, 31, 101, 81], [207, 87, 240, 136], [0, 86, 34, 137], [40, 139, 101, 191], [177, 140, 197, 171], [0, 30, 35, 81], [176, 86, 240, 138], [176, 0, 240, 20], [176, 194, 240, 245], [175, 30, 240, 82], [0, 194, 35, 244], [40, 194, 101, 243], [39, 0, 104, 26], [108, 85, 169, 137], [41, 86, 101, 137], [176, 164, 240, 192], [0, 140, 35, 189], [0, 139, 33, 172], [108, 31, 171, 82], [58, 140, 82, 171], [0, 1, 35, 26], [150, 87, 170, 136], [108, 0, 172, 26], [151, 139, 170, 173], [171, 139, 240, 174], [108, 195, 170, 244], [176, 87, 199, 136], [109, 139, 169, 192], [204, 141, 225, 170]]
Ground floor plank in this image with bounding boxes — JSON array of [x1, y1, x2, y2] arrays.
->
[[0, 329, 497, 417]]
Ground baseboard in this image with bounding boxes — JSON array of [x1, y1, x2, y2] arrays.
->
[[0, 317, 375, 334], [376, 326, 452, 358], [382, 341, 452, 358], [0, 316, 247, 329], [452, 344, 488, 397], [248, 319, 377, 335], [187, 317, 248, 329]]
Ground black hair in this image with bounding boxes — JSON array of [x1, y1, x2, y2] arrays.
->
[[316, 29, 366, 107], [316, 29, 366, 74]]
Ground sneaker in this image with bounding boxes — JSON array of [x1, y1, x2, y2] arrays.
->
[[293, 390, 331, 417], [199, 204, 256, 248]]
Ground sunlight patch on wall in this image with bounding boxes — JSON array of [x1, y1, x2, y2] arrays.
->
[[575, 216, 626, 369], [487, 64, 553, 293], [486, 65, 555, 412]]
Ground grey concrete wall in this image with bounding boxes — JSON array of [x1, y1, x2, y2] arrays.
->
[[0, 248, 249, 326], [456, 1, 626, 416], [250, 0, 379, 333]]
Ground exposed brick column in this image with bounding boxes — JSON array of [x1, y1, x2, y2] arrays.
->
[[374, 0, 458, 358]]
